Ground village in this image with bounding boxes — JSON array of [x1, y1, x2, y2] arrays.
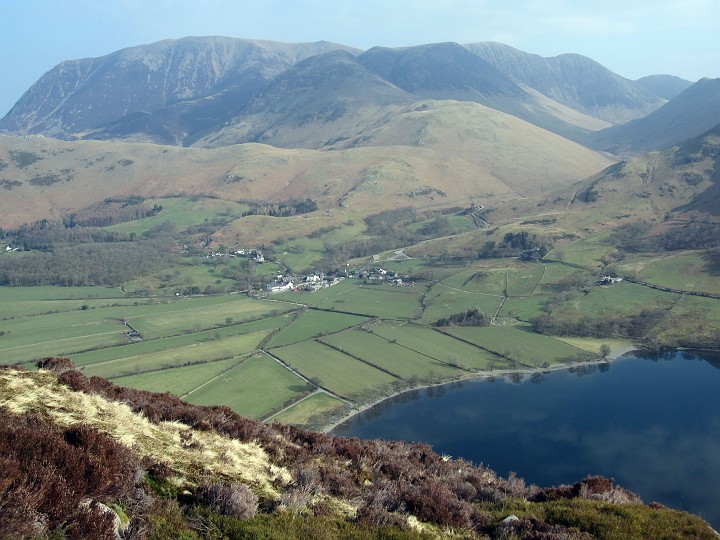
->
[[206, 245, 416, 294]]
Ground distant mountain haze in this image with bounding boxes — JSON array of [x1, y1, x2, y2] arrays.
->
[[0, 36, 713, 157], [464, 42, 667, 124], [591, 77, 720, 155]]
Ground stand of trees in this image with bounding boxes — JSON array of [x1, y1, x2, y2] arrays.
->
[[613, 220, 720, 253], [533, 309, 665, 339], [435, 308, 491, 327], [0, 240, 177, 286], [478, 230, 550, 259], [242, 198, 318, 218]]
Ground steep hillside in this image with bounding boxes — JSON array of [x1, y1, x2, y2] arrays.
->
[[2, 38, 629, 149], [0, 360, 715, 539], [464, 42, 664, 124], [196, 51, 415, 149], [485, 123, 720, 235], [358, 43, 608, 142], [592, 78, 720, 155], [0, 112, 613, 229], [0, 37, 358, 141]]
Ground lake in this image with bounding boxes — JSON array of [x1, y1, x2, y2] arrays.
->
[[332, 351, 720, 528]]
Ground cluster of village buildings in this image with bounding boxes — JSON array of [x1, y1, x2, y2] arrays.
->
[[265, 267, 414, 294], [206, 248, 265, 263]]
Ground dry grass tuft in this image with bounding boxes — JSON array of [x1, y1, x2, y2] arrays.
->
[[0, 369, 290, 496]]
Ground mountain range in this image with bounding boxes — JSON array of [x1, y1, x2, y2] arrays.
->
[[2, 36, 717, 157]]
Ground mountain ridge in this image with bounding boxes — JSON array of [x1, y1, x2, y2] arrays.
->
[[1, 36, 702, 153]]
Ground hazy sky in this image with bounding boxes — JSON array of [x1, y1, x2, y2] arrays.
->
[[2, 0, 719, 117]]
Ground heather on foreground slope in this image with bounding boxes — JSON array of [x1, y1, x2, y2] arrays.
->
[[0, 358, 715, 540]]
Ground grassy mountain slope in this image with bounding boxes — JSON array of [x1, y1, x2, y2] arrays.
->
[[0, 360, 715, 539], [0, 108, 613, 229], [479, 123, 720, 236]]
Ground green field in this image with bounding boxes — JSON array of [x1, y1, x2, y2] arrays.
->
[[70, 315, 292, 366], [443, 325, 595, 367], [506, 266, 546, 297], [269, 392, 349, 428], [438, 267, 507, 295], [111, 356, 243, 395], [124, 295, 290, 338], [80, 330, 272, 379], [320, 329, 463, 381], [555, 281, 679, 319], [500, 295, 552, 321], [619, 252, 720, 295], [277, 280, 424, 319], [271, 340, 397, 400], [420, 283, 503, 324], [185, 354, 310, 419], [0, 286, 126, 301], [104, 197, 249, 236], [266, 309, 369, 348], [370, 322, 509, 371], [0, 309, 127, 364]]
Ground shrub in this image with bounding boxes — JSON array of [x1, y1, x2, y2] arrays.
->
[[197, 482, 258, 520]]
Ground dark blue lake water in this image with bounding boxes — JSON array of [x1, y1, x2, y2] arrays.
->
[[332, 351, 720, 528]]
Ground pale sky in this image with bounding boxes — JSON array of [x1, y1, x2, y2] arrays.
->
[[2, 0, 719, 117]]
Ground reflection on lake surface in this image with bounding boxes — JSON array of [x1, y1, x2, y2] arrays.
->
[[332, 351, 720, 528]]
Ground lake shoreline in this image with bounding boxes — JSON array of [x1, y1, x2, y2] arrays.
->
[[323, 343, 639, 434]]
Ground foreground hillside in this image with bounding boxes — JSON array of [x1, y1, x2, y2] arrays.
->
[[0, 358, 716, 540]]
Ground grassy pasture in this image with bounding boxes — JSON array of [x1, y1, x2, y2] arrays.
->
[[619, 252, 720, 295], [124, 295, 291, 338], [270, 392, 349, 428], [266, 309, 369, 348], [125, 258, 283, 296], [185, 354, 309, 419], [443, 324, 594, 366], [552, 336, 633, 355], [70, 315, 289, 366], [0, 310, 127, 364], [438, 267, 507, 295], [506, 265, 546, 297], [110, 356, 243, 395], [370, 322, 508, 371], [536, 264, 592, 294], [278, 281, 424, 319], [500, 295, 552, 321], [555, 281, 678, 319], [105, 197, 248, 236], [319, 329, 462, 381], [271, 340, 397, 400], [80, 330, 272, 379], [0, 285, 124, 301], [0, 298, 141, 320], [272, 236, 325, 272], [549, 234, 615, 269], [420, 283, 503, 324]]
